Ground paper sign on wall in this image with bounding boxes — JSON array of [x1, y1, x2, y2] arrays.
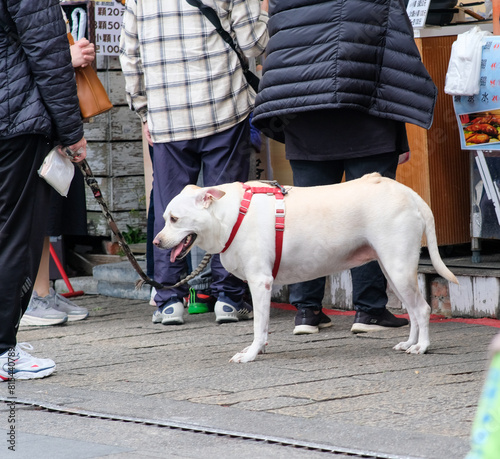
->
[[453, 36, 500, 150], [406, 0, 431, 29], [94, 1, 125, 56]]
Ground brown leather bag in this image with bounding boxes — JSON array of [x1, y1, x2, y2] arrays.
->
[[67, 33, 113, 119]]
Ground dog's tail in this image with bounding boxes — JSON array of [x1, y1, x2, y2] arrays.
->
[[416, 194, 459, 285]]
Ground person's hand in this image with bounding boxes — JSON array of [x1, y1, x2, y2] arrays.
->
[[261, 0, 269, 13], [70, 39, 95, 68], [143, 121, 153, 147], [60, 137, 87, 163]]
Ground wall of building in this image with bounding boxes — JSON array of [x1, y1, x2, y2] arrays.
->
[[84, 55, 147, 239]]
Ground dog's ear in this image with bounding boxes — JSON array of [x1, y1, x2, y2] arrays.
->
[[196, 188, 226, 208]]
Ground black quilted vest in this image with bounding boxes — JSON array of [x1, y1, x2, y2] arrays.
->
[[252, 0, 437, 138]]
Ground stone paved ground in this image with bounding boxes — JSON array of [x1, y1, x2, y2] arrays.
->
[[1, 294, 499, 458]]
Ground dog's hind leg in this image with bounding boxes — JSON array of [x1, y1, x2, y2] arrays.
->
[[230, 277, 272, 363], [389, 282, 428, 353], [395, 294, 430, 354], [378, 255, 431, 354]]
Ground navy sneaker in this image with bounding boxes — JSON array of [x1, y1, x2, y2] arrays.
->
[[293, 308, 332, 335], [351, 309, 409, 334], [214, 293, 253, 323]]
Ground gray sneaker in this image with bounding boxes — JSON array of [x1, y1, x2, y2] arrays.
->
[[20, 291, 68, 326], [49, 289, 89, 321]]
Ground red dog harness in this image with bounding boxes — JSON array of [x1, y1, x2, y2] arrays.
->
[[221, 182, 286, 279]]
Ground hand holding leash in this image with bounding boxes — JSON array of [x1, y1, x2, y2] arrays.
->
[[62, 137, 87, 163]]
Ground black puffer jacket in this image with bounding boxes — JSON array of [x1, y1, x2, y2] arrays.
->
[[252, 0, 437, 137], [0, 0, 83, 145]]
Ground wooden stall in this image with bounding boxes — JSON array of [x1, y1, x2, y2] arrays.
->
[[395, 25, 494, 246]]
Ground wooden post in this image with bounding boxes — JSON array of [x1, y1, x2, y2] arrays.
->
[[493, 0, 500, 35]]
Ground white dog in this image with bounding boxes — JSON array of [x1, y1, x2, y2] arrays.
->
[[153, 173, 458, 363]]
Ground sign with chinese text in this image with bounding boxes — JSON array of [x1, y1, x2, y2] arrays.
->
[[453, 37, 500, 150], [94, 1, 125, 56], [406, 0, 431, 29]]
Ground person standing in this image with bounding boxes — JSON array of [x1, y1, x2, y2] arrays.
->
[[20, 8, 93, 327], [119, 0, 269, 325], [0, 0, 87, 380], [252, 0, 437, 335]]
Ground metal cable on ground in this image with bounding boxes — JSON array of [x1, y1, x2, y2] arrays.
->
[[0, 397, 421, 459]]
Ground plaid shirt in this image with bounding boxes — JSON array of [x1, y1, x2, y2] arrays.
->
[[119, 0, 268, 143]]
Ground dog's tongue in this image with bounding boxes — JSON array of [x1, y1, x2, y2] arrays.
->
[[170, 242, 184, 262]]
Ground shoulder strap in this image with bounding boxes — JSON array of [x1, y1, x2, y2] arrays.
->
[[185, 0, 250, 72]]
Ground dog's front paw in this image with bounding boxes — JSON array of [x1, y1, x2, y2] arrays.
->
[[229, 343, 266, 363], [393, 341, 412, 352], [405, 343, 429, 355], [230, 351, 256, 363]]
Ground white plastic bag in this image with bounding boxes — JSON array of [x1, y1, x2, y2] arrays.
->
[[445, 26, 492, 96], [38, 147, 75, 197]]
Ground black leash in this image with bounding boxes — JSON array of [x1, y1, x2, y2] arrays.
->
[[65, 149, 211, 291]]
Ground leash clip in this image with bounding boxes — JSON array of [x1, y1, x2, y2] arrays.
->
[[269, 180, 288, 195], [259, 180, 289, 195]]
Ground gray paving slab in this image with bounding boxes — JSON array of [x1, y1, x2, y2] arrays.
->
[[0, 428, 130, 459], [1, 294, 499, 458]]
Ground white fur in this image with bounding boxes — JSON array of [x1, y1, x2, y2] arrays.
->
[[153, 174, 458, 363]]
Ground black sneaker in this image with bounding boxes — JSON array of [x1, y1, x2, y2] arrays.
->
[[293, 308, 332, 335], [350, 309, 409, 334]]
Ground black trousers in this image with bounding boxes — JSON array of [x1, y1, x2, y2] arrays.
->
[[0, 135, 52, 353], [288, 152, 399, 312]]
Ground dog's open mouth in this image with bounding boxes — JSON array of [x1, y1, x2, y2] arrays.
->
[[170, 234, 197, 262]]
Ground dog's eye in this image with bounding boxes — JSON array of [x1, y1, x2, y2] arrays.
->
[[170, 216, 178, 224]]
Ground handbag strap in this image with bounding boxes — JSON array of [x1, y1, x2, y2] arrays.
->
[[185, 0, 252, 76]]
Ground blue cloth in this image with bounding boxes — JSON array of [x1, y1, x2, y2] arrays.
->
[[249, 113, 262, 152], [152, 118, 251, 304], [146, 146, 155, 279]]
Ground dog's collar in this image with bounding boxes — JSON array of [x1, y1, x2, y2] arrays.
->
[[221, 183, 286, 279]]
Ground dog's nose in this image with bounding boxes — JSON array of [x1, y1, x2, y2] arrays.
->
[[153, 238, 160, 247]]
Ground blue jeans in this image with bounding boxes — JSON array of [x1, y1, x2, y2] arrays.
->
[[152, 118, 251, 305], [288, 152, 399, 313]]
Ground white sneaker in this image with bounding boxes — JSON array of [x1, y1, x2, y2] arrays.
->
[[215, 294, 253, 324], [152, 297, 185, 325], [0, 343, 56, 381]]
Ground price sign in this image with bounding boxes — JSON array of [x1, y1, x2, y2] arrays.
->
[[94, 0, 125, 56], [406, 0, 431, 29], [453, 37, 500, 150]]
